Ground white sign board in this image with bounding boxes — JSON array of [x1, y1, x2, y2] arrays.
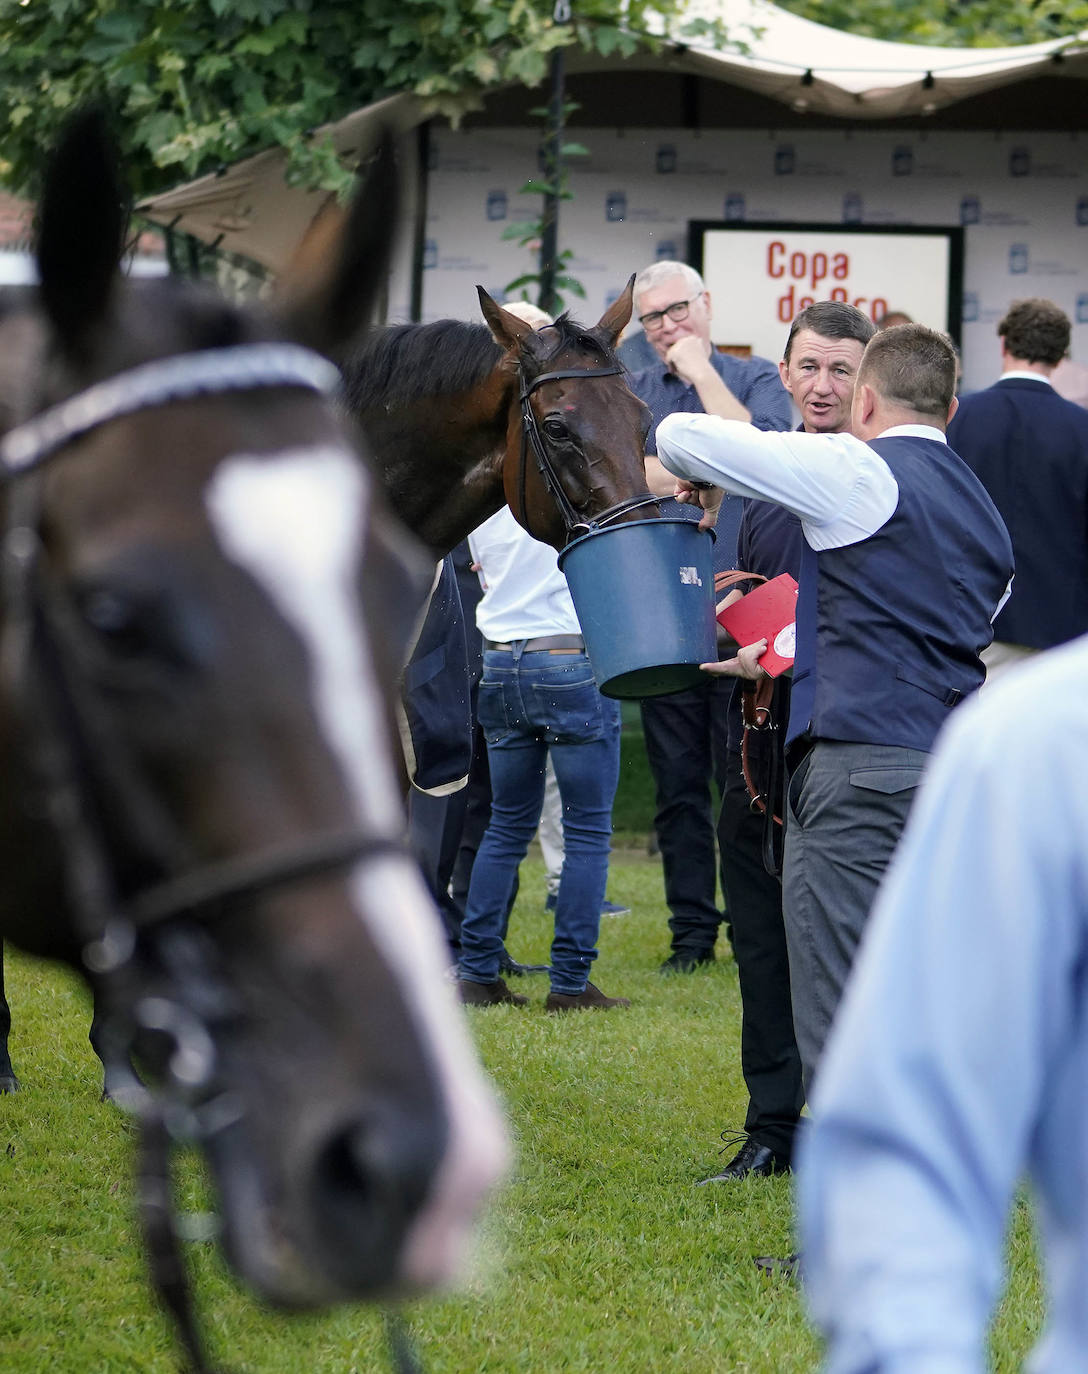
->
[[695, 223, 962, 362]]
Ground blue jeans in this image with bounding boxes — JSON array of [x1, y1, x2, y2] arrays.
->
[[458, 646, 621, 994]]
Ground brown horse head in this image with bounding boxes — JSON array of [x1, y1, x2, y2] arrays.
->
[[478, 279, 657, 550], [0, 109, 506, 1325]]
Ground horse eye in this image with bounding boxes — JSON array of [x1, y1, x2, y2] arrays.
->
[[77, 589, 157, 659], [542, 417, 570, 441]]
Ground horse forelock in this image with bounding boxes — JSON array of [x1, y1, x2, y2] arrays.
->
[[519, 313, 617, 380], [343, 321, 502, 413]]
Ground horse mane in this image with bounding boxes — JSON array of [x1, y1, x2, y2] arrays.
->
[[342, 309, 619, 413], [343, 320, 502, 411]]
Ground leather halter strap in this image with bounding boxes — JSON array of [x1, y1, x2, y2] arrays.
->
[[516, 363, 658, 540], [0, 343, 341, 477]]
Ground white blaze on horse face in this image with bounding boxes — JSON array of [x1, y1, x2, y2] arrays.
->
[[205, 445, 401, 832], [353, 857, 510, 1288], [205, 446, 509, 1285]]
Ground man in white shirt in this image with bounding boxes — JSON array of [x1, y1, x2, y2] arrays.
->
[[655, 325, 1013, 1095]]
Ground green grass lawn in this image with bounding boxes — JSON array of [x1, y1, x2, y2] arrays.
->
[[0, 842, 1044, 1372]]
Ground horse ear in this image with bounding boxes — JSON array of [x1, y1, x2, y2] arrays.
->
[[277, 128, 399, 362], [477, 287, 536, 351], [594, 274, 635, 346], [36, 107, 126, 348]]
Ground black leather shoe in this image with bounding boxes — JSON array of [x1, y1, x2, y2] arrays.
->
[[697, 1135, 791, 1183], [754, 1251, 801, 1281], [498, 946, 550, 976], [658, 949, 715, 975], [544, 981, 631, 1012], [458, 976, 529, 1007]]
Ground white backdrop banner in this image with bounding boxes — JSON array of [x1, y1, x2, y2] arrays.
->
[[392, 125, 1088, 393]]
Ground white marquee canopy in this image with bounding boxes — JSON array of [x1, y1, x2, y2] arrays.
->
[[138, 0, 1088, 272]]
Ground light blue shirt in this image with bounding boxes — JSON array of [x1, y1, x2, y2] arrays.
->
[[798, 632, 1088, 1374]]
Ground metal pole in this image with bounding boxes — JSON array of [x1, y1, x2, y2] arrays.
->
[[537, 0, 571, 315], [410, 121, 431, 323]]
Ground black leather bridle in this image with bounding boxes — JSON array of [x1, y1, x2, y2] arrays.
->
[[0, 344, 412, 1374], [515, 363, 659, 541]]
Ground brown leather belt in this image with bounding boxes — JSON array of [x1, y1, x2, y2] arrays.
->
[[484, 635, 585, 653]]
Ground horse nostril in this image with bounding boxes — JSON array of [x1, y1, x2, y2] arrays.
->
[[309, 1110, 444, 1293]]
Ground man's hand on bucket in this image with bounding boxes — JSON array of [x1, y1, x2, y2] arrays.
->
[[673, 477, 723, 530]]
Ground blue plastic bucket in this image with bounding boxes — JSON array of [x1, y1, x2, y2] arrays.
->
[[558, 518, 717, 699]]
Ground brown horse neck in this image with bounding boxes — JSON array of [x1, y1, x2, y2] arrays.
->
[[366, 365, 514, 558]]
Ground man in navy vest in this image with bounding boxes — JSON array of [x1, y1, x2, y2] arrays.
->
[[947, 297, 1088, 682], [627, 260, 791, 974], [655, 325, 1014, 1098], [699, 301, 875, 1184]]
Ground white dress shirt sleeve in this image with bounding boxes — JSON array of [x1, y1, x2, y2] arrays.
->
[[798, 641, 1088, 1373], [655, 412, 901, 551]]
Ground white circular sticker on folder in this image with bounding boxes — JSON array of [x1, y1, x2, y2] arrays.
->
[[774, 622, 796, 658]]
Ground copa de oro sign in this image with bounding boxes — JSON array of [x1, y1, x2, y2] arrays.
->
[[692, 222, 963, 362]]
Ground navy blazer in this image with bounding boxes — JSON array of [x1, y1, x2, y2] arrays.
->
[[947, 376, 1088, 649]]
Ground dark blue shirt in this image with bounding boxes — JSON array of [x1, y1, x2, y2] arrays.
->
[[629, 350, 792, 575]]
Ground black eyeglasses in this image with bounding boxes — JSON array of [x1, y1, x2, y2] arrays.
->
[[637, 295, 703, 332]]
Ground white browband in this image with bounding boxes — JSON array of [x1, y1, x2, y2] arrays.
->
[[0, 343, 342, 477]]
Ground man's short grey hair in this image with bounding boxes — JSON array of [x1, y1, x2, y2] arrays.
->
[[502, 299, 554, 329], [633, 260, 706, 313]]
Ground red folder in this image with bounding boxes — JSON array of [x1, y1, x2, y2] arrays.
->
[[715, 574, 799, 678]]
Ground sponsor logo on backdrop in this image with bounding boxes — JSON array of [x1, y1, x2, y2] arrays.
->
[[891, 143, 961, 179], [724, 193, 746, 221], [974, 209, 1030, 227], [962, 291, 979, 322], [602, 195, 676, 225], [842, 193, 863, 224], [656, 144, 677, 174], [1009, 243, 1029, 274], [765, 237, 888, 323], [422, 242, 491, 274], [655, 240, 678, 260], [486, 190, 507, 222], [1005, 146, 1077, 178], [1077, 196, 1088, 226], [771, 143, 844, 178], [960, 195, 980, 225], [1031, 257, 1080, 277], [1077, 294, 1088, 325]]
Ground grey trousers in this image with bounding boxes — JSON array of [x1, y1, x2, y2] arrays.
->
[[783, 740, 929, 1095]]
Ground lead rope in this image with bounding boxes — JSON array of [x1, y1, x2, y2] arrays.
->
[[138, 1111, 224, 1374]]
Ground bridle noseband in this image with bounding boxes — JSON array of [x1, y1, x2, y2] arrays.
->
[[516, 363, 659, 541], [1, 342, 412, 1374]]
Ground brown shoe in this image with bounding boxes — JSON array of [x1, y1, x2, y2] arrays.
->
[[459, 977, 529, 1007], [544, 981, 631, 1013]]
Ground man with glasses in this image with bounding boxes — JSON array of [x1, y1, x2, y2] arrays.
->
[[627, 261, 791, 974]]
